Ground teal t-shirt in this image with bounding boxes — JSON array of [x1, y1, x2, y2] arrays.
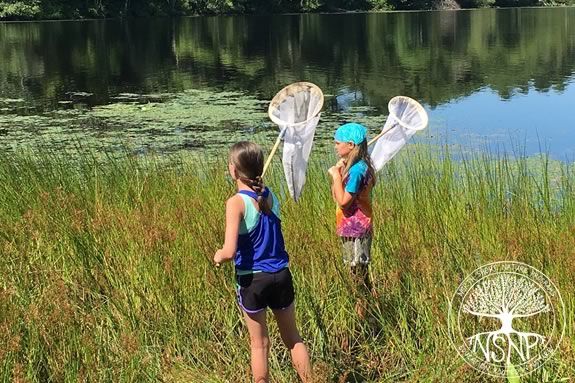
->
[[345, 160, 368, 194]]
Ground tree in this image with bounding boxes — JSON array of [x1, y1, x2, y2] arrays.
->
[[0, 0, 41, 19]]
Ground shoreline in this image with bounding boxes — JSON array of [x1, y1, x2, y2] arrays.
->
[[1, 4, 573, 23]]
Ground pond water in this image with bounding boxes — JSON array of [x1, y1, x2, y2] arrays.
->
[[1, 7, 574, 158]]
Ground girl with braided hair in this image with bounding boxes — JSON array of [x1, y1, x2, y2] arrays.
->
[[213, 141, 311, 383]]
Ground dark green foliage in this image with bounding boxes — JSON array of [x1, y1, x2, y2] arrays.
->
[[0, 0, 562, 19], [387, 0, 432, 9], [0, 0, 41, 19], [458, 0, 494, 8], [494, 0, 540, 6]]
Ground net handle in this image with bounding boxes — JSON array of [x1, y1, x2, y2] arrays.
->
[[261, 126, 287, 178], [368, 114, 397, 147]]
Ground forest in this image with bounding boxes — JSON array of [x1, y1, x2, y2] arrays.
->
[[1, 0, 573, 20]]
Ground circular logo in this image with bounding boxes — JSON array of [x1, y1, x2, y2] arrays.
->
[[448, 261, 565, 378]]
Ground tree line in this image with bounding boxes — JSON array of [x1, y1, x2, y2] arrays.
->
[[1, 0, 572, 20]]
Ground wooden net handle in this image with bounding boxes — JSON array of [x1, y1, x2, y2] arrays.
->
[[261, 126, 287, 178], [368, 121, 396, 146]]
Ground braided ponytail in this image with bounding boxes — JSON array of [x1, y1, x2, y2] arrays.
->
[[230, 142, 272, 214], [238, 175, 271, 214]]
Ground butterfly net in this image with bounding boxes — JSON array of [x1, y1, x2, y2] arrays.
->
[[268, 82, 324, 201], [370, 96, 429, 172]]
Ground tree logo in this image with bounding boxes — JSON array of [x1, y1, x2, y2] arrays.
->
[[448, 261, 565, 377]]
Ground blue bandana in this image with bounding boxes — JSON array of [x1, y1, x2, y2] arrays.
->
[[334, 123, 367, 145]]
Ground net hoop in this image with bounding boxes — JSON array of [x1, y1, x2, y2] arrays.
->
[[267, 82, 324, 128], [388, 96, 429, 131]]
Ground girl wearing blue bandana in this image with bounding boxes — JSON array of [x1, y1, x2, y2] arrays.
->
[[214, 141, 311, 382], [328, 123, 376, 317]]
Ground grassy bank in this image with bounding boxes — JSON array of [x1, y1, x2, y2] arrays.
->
[[0, 147, 574, 382]]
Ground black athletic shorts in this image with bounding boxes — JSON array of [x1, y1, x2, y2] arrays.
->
[[235, 268, 295, 313]]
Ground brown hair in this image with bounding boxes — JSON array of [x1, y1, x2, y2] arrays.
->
[[342, 139, 376, 187], [229, 141, 271, 214]]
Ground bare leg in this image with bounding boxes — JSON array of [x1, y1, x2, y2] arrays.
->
[[351, 265, 371, 319], [273, 303, 312, 382], [351, 264, 371, 293], [243, 310, 270, 383]]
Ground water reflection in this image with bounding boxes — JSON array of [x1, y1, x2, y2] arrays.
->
[[0, 8, 574, 157]]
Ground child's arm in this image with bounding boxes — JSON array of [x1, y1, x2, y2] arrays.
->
[[213, 195, 243, 264], [329, 169, 355, 209], [331, 182, 337, 202], [330, 158, 347, 203]]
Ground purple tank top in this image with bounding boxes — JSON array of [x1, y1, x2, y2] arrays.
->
[[234, 189, 289, 273]]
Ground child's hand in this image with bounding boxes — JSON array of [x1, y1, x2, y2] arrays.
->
[[328, 159, 345, 179], [213, 249, 224, 265], [328, 165, 342, 180]]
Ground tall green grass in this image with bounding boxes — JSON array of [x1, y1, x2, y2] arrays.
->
[[0, 147, 573, 382]]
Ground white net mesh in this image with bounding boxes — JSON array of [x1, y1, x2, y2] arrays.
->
[[268, 82, 324, 201], [369, 96, 428, 172]]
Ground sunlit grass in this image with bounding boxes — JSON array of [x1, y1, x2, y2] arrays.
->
[[0, 147, 573, 382]]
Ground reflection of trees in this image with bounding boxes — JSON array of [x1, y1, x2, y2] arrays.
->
[[0, 8, 574, 110]]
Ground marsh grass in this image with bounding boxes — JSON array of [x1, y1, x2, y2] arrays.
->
[[0, 146, 573, 382]]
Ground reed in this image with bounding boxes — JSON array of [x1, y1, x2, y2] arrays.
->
[[0, 147, 573, 382]]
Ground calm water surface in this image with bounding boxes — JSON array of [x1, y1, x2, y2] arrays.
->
[[1, 8, 574, 158]]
